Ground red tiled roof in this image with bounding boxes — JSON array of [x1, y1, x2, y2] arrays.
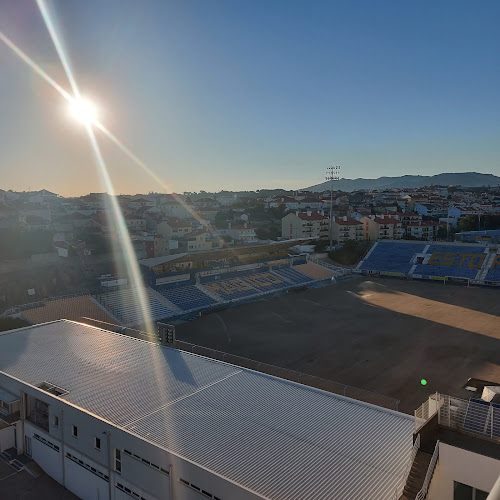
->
[[407, 221, 440, 227], [334, 217, 362, 226], [165, 217, 191, 228], [297, 212, 328, 221], [372, 216, 401, 225]]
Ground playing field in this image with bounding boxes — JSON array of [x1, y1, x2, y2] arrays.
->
[[175, 277, 500, 414]]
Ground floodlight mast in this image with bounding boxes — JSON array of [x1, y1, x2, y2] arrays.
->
[[326, 165, 341, 251]]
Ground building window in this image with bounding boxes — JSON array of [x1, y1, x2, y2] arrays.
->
[[454, 481, 488, 500], [94, 437, 101, 450], [53, 415, 59, 428], [72, 425, 78, 437], [115, 449, 122, 473]]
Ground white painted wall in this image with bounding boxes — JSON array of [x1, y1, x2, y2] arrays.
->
[[427, 442, 500, 500], [26, 423, 63, 484], [0, 425, 15, 452], [65, 454, 109, 500]]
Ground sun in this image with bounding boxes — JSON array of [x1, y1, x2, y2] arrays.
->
[[69, 97, 98, 125]]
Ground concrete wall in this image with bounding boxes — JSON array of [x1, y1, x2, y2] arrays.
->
[[0, 425, 15, 452], [427, 442, 500, 500]]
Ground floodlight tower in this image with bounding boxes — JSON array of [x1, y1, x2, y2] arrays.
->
[[326, 165, 341, 251]]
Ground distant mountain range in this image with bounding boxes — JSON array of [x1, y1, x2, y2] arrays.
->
[[305, 172, 500, 192]]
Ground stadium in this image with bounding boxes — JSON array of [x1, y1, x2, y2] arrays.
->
[[1, 241, 500, 499], [2, 239, 500, 413], [356, 240, 500, 286]]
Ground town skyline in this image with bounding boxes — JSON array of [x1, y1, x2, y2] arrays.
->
[[2, 170, 499, 198]]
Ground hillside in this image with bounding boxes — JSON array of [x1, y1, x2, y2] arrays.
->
[[305, 172, 500, 192]]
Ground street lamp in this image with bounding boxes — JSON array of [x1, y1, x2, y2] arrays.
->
[[326, 165, 341, 251]]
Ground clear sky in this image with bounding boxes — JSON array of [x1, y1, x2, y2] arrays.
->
[[1, 0, 499, 196]]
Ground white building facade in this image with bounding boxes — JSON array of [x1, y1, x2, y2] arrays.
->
[[0, 320, 417, 500]]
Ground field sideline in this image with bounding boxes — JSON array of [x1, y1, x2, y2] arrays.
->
[[176, 277, 500, 414]]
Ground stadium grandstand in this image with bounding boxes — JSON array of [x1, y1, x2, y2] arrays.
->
[[95, 287, 176, 325], [357, 240, 500, 286], [6, 294, 117, 326], [4, 248, 343, 328]]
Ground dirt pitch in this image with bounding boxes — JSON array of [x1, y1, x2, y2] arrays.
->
[[175, 277, 500, 414]]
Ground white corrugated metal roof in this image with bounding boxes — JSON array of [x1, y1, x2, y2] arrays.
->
[[0, 321, 414, 499]]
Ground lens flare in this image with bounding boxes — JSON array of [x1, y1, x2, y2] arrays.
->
[[70, 97, 97, 125]]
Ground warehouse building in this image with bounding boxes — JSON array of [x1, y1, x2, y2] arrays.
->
[[0, 320, 416, 500]]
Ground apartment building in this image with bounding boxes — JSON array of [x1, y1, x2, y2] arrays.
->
[[281, 211, 329, 240], [406, 221, 441, 241], [227, 223, 258, 244], [361, 215, 403, 241], [124, 215, 147, 231], [332, 216, 364, 243]]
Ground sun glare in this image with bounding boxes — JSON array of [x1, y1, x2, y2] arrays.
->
[[70, 97, 97, 125]]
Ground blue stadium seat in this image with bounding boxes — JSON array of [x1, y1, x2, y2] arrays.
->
[[429, 245, 485, 255], [204, 278, 259, 301], [366, 242, 426, 263], [360, 243, 488, 279], [100, 288, 175, 324], [158, 285, 217, 312], [242, 273, 289, 292], [358, 242, 425, 274], [485, 267, 500, 283], [272, 267, 313, 285]]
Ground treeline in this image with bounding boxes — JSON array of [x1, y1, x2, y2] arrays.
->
[[458, 214, 500, 232], [0, 229, 54, 259], [328, 240, 373, 266]]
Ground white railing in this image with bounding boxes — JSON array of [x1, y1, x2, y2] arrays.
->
[[415, 392, 440, 432], [438, 394, 500, 440], [415, 440, 439, 500], [393, 434, 421, 499]]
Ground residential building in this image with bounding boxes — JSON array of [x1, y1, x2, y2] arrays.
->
[[127, 197, 156, 209], [153, 234, 178, 257], [227, 223, 258, 244], [332, 216, 364, 243], [406, 221, 441, 240], [281, 211, 329, 240], [124, 215, 147, 232], [361, 215, 403, 241], [156, 218, 192, 239]]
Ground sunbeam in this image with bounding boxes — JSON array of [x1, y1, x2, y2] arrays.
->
[[35, 0, 155, 335]]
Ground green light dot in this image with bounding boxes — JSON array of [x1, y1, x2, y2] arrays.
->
[[421, 379, 427, 386]]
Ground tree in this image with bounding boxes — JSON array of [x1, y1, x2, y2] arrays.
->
[[255, 227, 269, 240], [483, 215, 500, 230], [215, 210, 234, 229], [314, 240, 334, 253], [327, 240, 372, 266], [458, 215, 478, 232]]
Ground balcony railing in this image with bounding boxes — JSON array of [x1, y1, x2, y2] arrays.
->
[[0, 410, 20, 424]]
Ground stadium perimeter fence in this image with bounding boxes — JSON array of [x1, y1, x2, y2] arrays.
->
[[169, 339, 400, 411], [80, 319, 400, 411]]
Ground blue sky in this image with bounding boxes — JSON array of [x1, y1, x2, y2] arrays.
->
[[1, 0, 499, 195]]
